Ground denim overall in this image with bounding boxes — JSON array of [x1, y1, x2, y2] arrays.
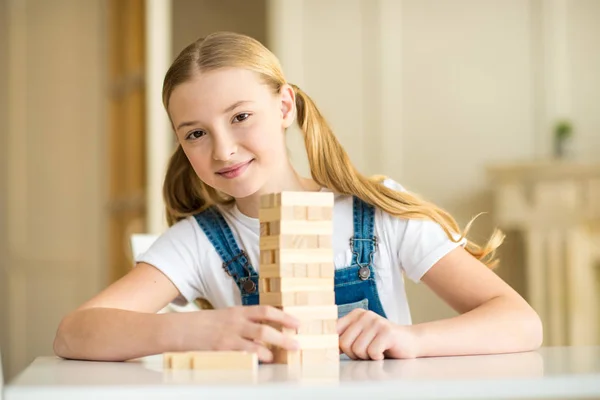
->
[[193, 197, 387, 319]]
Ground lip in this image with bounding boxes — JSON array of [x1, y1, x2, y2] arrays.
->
[[216, 160, 253, 174]]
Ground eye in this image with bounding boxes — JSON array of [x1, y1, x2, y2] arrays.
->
[[233, 113, 250, 123], [185, 130, 205, 140]]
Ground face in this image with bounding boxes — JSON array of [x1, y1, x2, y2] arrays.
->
[[168, 68, 295, 199]]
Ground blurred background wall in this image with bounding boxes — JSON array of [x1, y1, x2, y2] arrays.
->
[[1, 0, 599, 383]]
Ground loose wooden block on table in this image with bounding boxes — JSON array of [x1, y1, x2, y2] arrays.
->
[[163, 351, 258, 372]]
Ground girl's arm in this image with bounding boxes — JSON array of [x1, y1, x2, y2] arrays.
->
[[53, 263, 183, 361], [54, 263, 299, 362], [413, 246, 543, 357]]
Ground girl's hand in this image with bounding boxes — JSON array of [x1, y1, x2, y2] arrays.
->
[[337, 308, 419, 360], [183, 305, 301, 363]]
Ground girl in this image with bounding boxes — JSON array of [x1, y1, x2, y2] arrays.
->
[[54, 32, 542, 363]]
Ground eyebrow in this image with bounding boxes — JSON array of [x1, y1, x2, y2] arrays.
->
[[175, 100, 253, 131]]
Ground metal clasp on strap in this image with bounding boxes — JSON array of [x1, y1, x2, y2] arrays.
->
[[222, 250, 256, 293], [349, 236, 378, 281]]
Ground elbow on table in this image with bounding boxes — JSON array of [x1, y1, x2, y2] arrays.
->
[[522, 306, 544, 351], [53, 313, 76, 359]]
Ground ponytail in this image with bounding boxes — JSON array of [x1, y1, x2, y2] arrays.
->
[[291, 84, 504, 268]]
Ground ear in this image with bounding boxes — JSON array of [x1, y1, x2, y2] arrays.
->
[[279, 83, 296, 129]]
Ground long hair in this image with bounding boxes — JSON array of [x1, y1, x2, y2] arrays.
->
[[161, 31, 504, 267]]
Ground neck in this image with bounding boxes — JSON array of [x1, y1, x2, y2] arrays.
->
[[235, 163, 321, 218]]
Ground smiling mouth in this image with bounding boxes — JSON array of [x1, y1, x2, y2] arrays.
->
[[216, 159, 254, 179]]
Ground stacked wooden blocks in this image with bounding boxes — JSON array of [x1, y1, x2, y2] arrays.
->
[[259, 191, 339, 368]]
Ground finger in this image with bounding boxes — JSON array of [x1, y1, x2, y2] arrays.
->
[[234, 338, 274, 363], [366, 331, 390, 361], [247, 305, 301, 329], [351, 325, 379, 360], [246, 322, 299, 351], [337, 309, 365, 336], [339, 320, 364, 360]]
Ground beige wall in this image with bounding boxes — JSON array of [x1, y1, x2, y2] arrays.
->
[[172, 0, 267, 58], [269, 0, 600, 323], [2, 0, 107, 380], [570, 0, 600, 161]]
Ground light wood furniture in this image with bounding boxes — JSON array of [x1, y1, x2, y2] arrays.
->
[[107, 0, 147, 283], [487, 160, 600, 346]]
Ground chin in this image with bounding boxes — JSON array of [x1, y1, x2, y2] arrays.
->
[[216, 179, 266, 200]]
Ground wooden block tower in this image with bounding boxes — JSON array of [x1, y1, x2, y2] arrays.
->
[[259, 191, 339, 368]]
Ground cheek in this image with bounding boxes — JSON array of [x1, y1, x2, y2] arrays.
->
[[184, 147, 213, 179], [246, 119, 286, 153]]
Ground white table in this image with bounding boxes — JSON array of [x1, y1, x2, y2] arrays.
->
[[4, 346, 600, 399]]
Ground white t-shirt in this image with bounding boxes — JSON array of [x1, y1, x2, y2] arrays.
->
[[136, 179, 465, 325]]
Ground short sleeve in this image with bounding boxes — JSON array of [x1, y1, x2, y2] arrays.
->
[[398, 218, 467, 283], [135, 217, 204, 305], [380, 178, 466, 283]]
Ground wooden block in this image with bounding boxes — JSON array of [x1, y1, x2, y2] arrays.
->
[[279, 220, 332, 235], [293, 263, 308, 277], [294, 334, 339, 349], [320, 262, 334, 277], [272, 348, 301, 365], [259, 207, 279, 222], [259, 192, 282, 208], [294, 291, 335, 306], [307, 206, 333, 221], [307, 263, 321, 277], [322, 319, 337, 334], [298, 319, 338, 335], [278, 305, 338, 320], [298, 319, 325, 335], [293, 206, 307, 220], [260, 222, 269, 236], [163, 352, 192, 369], [301, 348, 340, 366], [260, 235, 319, 250], [259, 235, 279, 251], [285, 235, 319, 249], [259, 206, 295, 222], [260, 249, 275, 264], [260, 193, 275, 208], [318, 235, 332, 248], [260, 291, 335, 306], [306, 264, 321, 277], [260, 263, 293, 278], [269, 221, 280, 235], [280, 192, 334, 207], [279, 248, 332, 264], [265, 277, 333, 293], [191, 351, 258, 371], [264, 321, 297, 336], [260, 263, 313, 278]]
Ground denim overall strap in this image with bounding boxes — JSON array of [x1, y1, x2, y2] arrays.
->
[[334, 197, 387, 319], [350, 196, 378, 279], [193, 207, 259, 304]]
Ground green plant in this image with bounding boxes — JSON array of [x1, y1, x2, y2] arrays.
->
[[554, 119, 573, 140]]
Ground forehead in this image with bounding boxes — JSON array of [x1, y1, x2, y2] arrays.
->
[[168, 68, 272, 123]]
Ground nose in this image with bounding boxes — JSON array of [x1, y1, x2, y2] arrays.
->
[[211, 130, 237, 161]]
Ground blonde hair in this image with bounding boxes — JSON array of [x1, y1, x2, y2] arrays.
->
[[161, 31, 504, 268]]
